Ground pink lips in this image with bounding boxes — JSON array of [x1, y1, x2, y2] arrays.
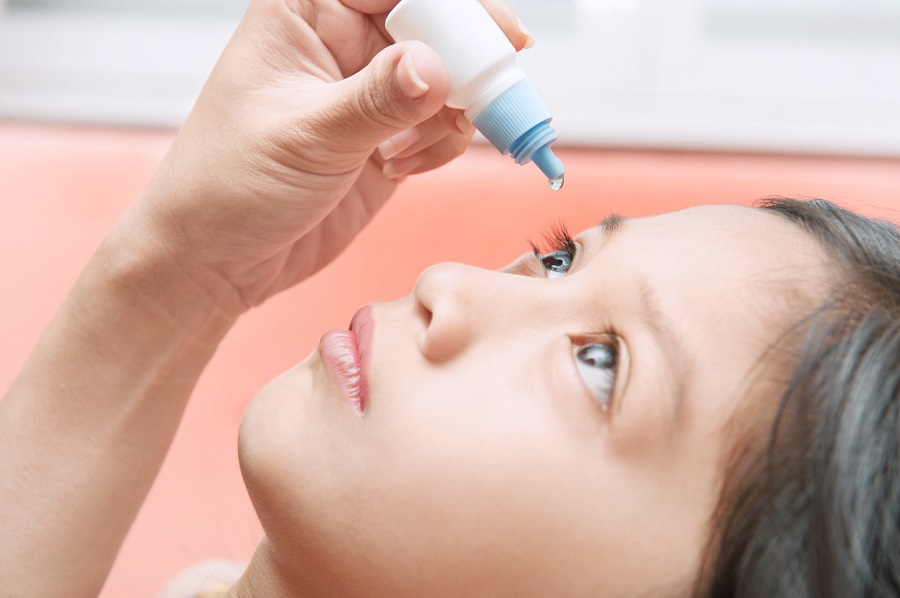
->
[[318, 306, 373, 414]]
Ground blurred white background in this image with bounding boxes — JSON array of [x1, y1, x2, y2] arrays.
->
[[1, 0, 899, 156]]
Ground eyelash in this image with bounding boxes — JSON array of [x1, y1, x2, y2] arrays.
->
[[529, 223, 577, 279], [529, 222, 576, 258]]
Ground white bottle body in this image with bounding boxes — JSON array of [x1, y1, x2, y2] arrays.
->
[[385, 0, 525, 119], [386, 0, 565, 186]]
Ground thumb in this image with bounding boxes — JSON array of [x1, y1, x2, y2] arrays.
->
[[322, 41, 450, 153]]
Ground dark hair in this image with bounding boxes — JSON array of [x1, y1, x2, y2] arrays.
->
[[695, 198, 900, 597]]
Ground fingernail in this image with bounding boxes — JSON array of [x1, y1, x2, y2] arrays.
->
[[397, 50, 430, 100], [378, 127, 423, 160], [455, 111, 471, 135], [383, 155, 423, 180], [517, 17, 535, 49]]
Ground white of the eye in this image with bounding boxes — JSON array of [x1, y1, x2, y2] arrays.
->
[[574, 344, 616, 410], [546, 268, 566, 280]]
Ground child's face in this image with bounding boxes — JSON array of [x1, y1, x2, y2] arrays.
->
[[239, 205, 827, 596]]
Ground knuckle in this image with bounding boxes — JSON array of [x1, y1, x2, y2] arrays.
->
[[357, 71, 406, 129]]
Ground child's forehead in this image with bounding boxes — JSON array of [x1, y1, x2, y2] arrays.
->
[[605, 205, 824, 269], [576, 205, 830, 354], [636, 204, 784, 232], [575, 205, 806, 257]]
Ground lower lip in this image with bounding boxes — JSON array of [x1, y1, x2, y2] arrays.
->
[[318, 307, 373, 413]]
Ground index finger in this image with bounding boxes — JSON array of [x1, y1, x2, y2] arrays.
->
[[344, 0, 533, 51], [478, 0, 533, 51]]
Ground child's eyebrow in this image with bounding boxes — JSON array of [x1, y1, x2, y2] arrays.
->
[[596, 213, 626, 240]]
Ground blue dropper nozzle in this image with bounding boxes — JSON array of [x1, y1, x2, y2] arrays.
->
[[533, 146, 565, 185], [472, 79, 565, 189]]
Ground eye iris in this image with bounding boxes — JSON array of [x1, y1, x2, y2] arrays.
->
[[577, 343, 617, 369], [541, 251, 572, 275]]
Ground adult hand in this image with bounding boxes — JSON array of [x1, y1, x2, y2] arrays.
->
[[136, 0, 532, 311]]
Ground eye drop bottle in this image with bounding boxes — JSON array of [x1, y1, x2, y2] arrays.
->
[[386, 0, 565, 190]]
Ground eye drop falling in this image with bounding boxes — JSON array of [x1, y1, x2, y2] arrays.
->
[[386, 0, 565, 190]]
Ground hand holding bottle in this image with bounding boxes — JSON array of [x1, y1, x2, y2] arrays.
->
[[132, 0, 533, 313]]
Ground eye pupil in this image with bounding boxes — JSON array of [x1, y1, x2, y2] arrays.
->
[[544, 256, 564, 270]]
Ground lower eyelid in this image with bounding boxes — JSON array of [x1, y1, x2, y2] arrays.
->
[[609, 336, 631, 416]]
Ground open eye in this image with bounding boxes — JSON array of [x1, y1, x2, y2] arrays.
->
[[528, 223, 578, 280], [574, 340, 619, 411], [540, 250, 574, 279]]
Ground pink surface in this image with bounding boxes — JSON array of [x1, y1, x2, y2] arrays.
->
[[1, 122, 898, 597]]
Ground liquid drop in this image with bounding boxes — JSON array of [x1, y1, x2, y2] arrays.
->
[[549, 176, 565, 191]]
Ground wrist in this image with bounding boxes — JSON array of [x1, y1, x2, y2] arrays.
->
[[95, 208, 246, 342]]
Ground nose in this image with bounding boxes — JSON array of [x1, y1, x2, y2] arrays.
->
[[412, 261, 539, 362]]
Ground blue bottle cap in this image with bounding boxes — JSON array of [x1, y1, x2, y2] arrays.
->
[[471, 79, 564, 182]]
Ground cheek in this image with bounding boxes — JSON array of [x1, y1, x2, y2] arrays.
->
[[237, 369, 308, 533], [365, 355, 707, 587], [236, 362, 362, 540], [370, 345, 561, 471], [353, 353, 593, 562]]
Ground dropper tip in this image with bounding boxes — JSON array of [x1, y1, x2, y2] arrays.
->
[[532, 145, 565, 190]]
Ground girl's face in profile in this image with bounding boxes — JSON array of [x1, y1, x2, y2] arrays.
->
[[239, 205, 827, 596]]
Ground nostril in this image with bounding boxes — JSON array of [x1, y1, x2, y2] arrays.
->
[[411, 262, 476, 362], [415, 294, 433, 328], [413, 263, 450, 329]]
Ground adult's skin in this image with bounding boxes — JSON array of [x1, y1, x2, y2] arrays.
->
[[0, 1, 531, 595]]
